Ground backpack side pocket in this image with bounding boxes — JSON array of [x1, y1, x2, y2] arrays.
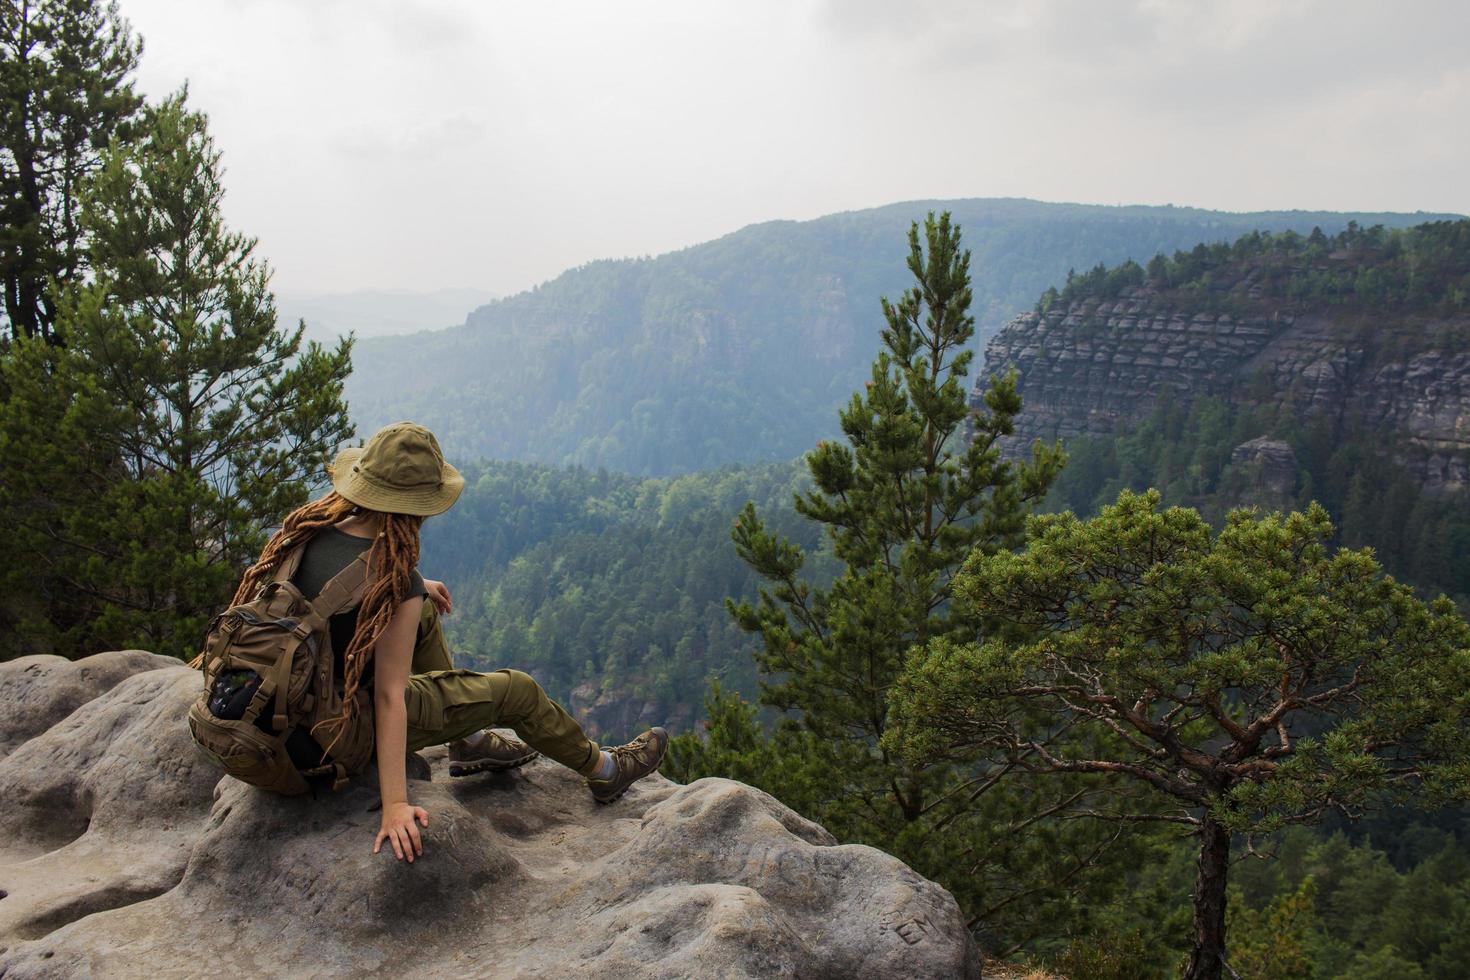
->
[[187, 702, 311, 796]]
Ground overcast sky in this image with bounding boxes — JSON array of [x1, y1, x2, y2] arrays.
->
[[122, 0, 1470, 297]]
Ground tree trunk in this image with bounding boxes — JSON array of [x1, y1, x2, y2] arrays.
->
[[1184, 814, 1231, 980]]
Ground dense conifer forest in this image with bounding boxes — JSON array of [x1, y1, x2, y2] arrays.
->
[[419, 458, 835, 732], [1044, 220, 1470, 315]]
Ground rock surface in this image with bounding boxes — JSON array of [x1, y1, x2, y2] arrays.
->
[[568, 678, 695, 743], [977, 290, 1470, 494], [0, 651, 178, 756], [0, 653, 981, 979], [1229, 436, 1300, 496]]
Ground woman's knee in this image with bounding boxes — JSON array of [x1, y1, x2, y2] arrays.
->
[[497, 668, 544, 705]]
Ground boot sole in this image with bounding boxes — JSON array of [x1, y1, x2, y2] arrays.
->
[[593, 779, 633, 805], [448, 751, 539, 777]]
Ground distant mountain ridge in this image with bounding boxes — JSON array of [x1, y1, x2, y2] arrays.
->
[[278, 287, 497, 347], [347, 198, 1459, 476]]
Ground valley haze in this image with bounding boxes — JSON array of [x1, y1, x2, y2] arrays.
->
[[347, 197, 1461, 477]]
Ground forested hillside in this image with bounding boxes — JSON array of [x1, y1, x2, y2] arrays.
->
[[419, 458, 833, 739], [348, 201, 1455, 476], [927, 221, 1470, 975], [993, 221, 1470, 602]]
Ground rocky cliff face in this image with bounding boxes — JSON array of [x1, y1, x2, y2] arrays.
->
[[1227, 436, 1301, 509], [0, 652, 980, 979], [977, 288, 1470, 494], [568, 679, 695, 744]]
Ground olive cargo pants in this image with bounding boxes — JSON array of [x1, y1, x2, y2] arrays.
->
[[403, 603, 602, 777]]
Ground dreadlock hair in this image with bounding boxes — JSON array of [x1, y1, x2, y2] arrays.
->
[[230, 490, 423, 756]]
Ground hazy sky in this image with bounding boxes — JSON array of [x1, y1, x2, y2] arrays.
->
[[123, 0, 1470, 296]]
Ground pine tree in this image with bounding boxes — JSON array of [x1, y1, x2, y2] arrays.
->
[[738, 211, 1062, 823], [667, 214, 1150, 951], [0, 0, 142, 342], [0, 92, 353, 658], [890, 490, 1470, 980]]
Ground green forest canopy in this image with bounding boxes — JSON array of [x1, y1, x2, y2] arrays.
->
[[1040, 219, 1470, 605], [420, 457, 835, 738], [1043, 219, 1470, 314]]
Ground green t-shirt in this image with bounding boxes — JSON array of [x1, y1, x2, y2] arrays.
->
[[290, 525, 427, 683]]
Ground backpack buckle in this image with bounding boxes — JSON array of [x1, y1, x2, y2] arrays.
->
[[277, 617, 312, 640]]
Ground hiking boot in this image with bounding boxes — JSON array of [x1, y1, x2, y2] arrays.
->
[[448, 730, 539, 776], [587, 727, 669, 804]]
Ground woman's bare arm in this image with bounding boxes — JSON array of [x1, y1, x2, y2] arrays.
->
[[372, 594, 427, 861]]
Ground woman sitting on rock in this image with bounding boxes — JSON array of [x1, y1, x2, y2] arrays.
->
[[228, 421, 668, 863]]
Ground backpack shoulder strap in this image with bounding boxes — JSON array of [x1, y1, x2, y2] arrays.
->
[[311, 553, 370, 619], [270, 540, 308, 584]]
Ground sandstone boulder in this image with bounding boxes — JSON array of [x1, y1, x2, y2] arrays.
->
[[0, 653, 981, 978], [0, 650, 178, 756]]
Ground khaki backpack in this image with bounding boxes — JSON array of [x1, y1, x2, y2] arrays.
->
[[187, 543, 376, 795]]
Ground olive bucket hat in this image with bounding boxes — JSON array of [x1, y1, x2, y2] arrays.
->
[[329, 421, 465, 517]]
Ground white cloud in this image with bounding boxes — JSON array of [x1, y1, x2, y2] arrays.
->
[[118, 0, 1469, 295]]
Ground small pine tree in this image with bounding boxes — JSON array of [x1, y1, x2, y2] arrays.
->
[[890, 490, 1470, 980], [1227, 879, 1317, 980]]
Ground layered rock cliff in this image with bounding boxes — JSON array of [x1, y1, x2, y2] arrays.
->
[[0, 652, 980, 979], [978, 287, 1470, 494]]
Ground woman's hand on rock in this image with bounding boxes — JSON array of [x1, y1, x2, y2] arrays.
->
[[374, 801, 429, 862], [424, 579, 452, 616]]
